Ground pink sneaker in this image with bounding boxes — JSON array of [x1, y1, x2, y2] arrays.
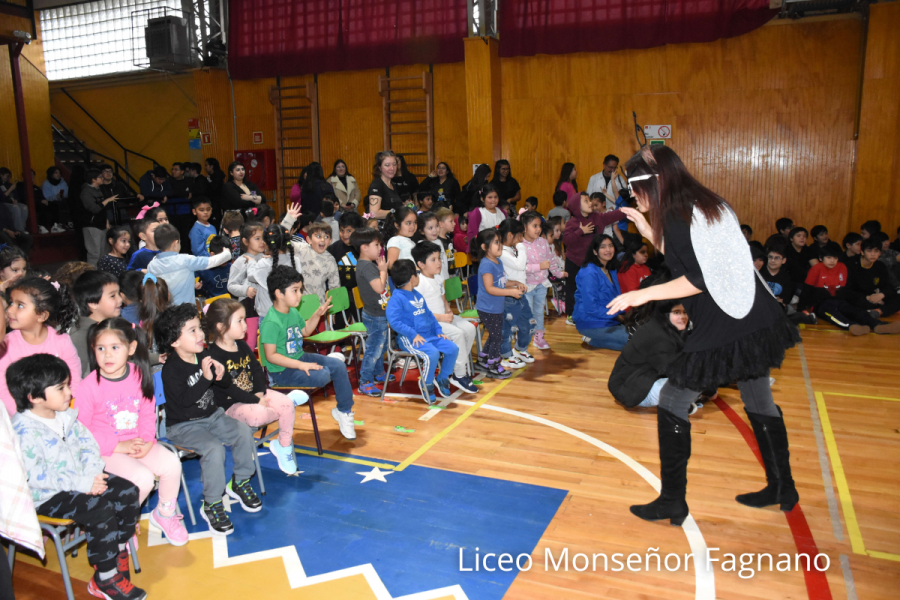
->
[[533, 331, 550, 350], [149, 507, 189, 546]]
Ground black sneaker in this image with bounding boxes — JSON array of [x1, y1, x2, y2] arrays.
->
[[201, 500, 234, 535], [87, 571, 147, 600], [226, 476, 262, 513], [486, 363, 511, 379]]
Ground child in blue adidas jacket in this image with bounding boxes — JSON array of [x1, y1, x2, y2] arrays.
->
[[385, 259, 459, 404]]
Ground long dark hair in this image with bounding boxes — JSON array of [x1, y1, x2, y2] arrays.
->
[[205, 157, 222, 173], [556, 163, 577, 193], [619, 240, 648, 274], [329, 159, 352, 178], [204, 297, 245, 343], [301, 162, 326, 193], [582, 234, 619, 270], [469, 228, 501, 261], [9, 277, 77, 332], [497, 217, 524, 246], [436, 161, 454, 180], [625, 145, 725, 247], [465, 164, 492, 195], [87, 317, 154, 400], [491, 159, 511, 183], [139, 275, 170, 347], [226, 161, 244, 182]]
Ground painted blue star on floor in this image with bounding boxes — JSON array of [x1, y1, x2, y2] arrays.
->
[[146, 446, 567, 600]]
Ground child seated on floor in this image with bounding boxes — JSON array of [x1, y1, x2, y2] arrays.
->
[[10, 355, 146, 600], [387, 259, 459, 404], [798, 243, 899, 335], [840, 232, 862, 265], [260, 266, 357, 440], [147, 223, 231, 305], [205, 297, 308, 476], [98, 225, 132, 277], [156, 303, 262, 535], [75, 317, 188, 546], [413, 242, 478, 394]]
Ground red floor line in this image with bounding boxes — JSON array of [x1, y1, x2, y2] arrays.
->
[[713, 398, 833, 600]]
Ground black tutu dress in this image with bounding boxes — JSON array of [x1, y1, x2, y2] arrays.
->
[[661, 212, 801, 391]]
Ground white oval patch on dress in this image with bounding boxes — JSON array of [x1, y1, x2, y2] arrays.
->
[[690, 204, 755, 319]]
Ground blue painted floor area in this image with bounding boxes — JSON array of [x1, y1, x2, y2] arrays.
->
[[144, 446, 567, 600]]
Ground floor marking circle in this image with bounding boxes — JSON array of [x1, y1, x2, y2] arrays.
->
[[452, 399, 716, 600]]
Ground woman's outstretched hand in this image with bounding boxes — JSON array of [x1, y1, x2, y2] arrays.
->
[[619, 207, 653, 240], [607, 289, 650, 314]]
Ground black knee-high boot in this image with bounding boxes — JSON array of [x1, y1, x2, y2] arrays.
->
[[630, 407, 691, 526], [735, 406, 799, 511]]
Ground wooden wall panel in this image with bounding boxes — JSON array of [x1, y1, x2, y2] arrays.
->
[[851, 2, 900, 233], [432, 62, 468, 181], [317, 68, 385, 190], [194, 68, 235, 177], [0, 31, 55, 181], [500, 17, 863, 239], [51, 73, 198, 177]]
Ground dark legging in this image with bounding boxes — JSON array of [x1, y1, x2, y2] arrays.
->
[[478, 310, 504, 362], [37, 474, 140, 573], [659, 375, 779, 421], [564, 258, 581, 316]]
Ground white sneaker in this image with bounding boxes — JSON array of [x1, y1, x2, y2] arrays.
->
[[565, 317, 575, 326], [513, 349, 535, 363], [51, 223, 65, 233], [38, 225, 49, 234], [327, 352, 346, 363], [331, 408, 357, 440], [582, 336, 592, 344], [501, 356, 526, 370]]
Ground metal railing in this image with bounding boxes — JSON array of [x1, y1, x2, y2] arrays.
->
[[51, 118, 140, 195]]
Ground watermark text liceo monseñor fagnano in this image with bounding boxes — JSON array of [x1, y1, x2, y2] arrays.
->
[[459, 547, 830, 579]]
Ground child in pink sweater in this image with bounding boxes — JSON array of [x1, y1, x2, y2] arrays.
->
[[521, 212, 566, 350], [0, 277, 82, 416], [75, 317, 188, 547]]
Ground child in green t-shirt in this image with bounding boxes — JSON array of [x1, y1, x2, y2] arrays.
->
[[259, 266, 357, 440]]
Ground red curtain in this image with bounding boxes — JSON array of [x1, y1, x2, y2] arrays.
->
[[227, 0, 468, 79], [498, 0, 778, 58]]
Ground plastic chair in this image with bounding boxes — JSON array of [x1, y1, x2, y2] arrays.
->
[[458, 275, 483, 355], [258, 331, 325, 455], [298, 293, 361, 386], [7, 515, 140, 600], [379, 327, 430, 404], [453, 252, 470, 279], [443, 276, 476, 374]]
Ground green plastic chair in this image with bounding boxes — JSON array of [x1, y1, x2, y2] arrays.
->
[[327, 287, 367, 335], [298, 293, 360, 384]]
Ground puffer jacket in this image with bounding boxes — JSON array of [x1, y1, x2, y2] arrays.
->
[[608, 315, 688, 407]]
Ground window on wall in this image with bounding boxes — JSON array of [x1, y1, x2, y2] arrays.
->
[[40, 0, 211, 81]]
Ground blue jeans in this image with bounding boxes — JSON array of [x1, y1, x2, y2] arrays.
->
[[360, 311, 388, 384], [524, 285, 548, 332], [398, 334, 458, 386], [501, 296, 535, 357], [577, 324, 629, 350], [637, 378, 667, 408], [269, 353, 355, 413]]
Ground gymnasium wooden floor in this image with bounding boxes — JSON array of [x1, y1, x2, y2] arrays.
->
[[10, 310, 900, 600]]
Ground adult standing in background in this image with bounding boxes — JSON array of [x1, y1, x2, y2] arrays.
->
[[81, 168, 116, 266], [392, 154, 420, 199], [169, 162, 192, 199], [460, 163, 492, 215], [491, 160, 521, 213], [365, 151, 404, 220], [555, 163, 579, 204], [587, 155, 627, 234], [327, 159, 361, 212], [297, 162, 334, 217], [221, 161, 266, 211], [420, 162, 460, 208]]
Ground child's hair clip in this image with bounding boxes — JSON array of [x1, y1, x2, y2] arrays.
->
[[51, 281, 60, 290], [143, 272, 158, 285]]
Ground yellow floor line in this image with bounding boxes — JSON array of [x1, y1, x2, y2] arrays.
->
[[815, 391, 867, 556], [866, 550, 900, 562], [265, 442, 399, 470], [821, 391, 900, 402], [393, 369, 523, 472]]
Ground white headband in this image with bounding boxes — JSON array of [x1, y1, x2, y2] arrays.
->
[[628, 174, 658, 183]]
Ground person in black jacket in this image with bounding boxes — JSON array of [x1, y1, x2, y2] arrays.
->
[[81, 168, 117, 266], [608, 299, 693, 410], [420, 162, 461, 209], [221, 161, 266, 211]]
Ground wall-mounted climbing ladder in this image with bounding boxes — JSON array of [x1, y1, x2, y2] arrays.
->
[[270, 81, 319, 212], [378, 73, 434, 177]]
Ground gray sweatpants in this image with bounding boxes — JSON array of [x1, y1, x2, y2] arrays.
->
[[166, 408, 256, 504], [659, 375, 779, 421]]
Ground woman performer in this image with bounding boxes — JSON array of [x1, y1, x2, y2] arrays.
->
[[606, 145, 801, 526]]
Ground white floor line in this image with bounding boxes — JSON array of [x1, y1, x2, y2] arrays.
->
[[452, 399, 717, 600], [145, 512, 469, 599], [418, 389, 463, 421]]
